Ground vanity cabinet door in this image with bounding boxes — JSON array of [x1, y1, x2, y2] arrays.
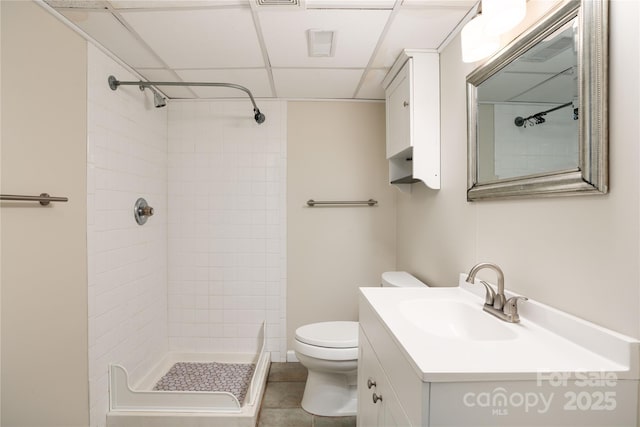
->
[[358, 327, 412, 427], [383, 393, 412, 427], [358, 329, 384, 426]]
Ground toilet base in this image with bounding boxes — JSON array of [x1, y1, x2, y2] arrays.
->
[[300, 369, 357, 417]]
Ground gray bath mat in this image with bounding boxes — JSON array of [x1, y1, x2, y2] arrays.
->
[[153, 362, 255, 403]]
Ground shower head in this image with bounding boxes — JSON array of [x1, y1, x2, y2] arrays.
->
[[153, 90, 167, 108], [136, 82, 166, 108], [254, 109, 266, 124]]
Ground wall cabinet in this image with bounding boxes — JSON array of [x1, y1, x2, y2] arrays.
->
[[383, 49, 440, 191]]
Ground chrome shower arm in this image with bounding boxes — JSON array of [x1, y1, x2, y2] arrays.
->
[[108, 75, 266, 123]]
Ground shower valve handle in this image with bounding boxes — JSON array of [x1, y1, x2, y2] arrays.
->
[[134, 198, 154, 225], [139, 205, 154, 217]]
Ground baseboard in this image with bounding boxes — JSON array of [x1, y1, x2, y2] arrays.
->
[[286, 350, 299, 362]]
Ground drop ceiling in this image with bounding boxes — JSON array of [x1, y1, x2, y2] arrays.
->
[[44, 0, 476, 100]]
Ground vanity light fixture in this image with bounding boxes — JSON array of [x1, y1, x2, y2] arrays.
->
[[307, 29, 336, 57], [460, 0, 526, 63], [461, 14, 500, 63], [482, 0, 526, 35]]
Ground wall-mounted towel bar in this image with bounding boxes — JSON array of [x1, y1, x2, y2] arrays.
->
[[306, 199, 378, 207], [0, 193, 69, 206]]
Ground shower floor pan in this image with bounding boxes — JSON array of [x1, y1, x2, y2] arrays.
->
[[107, 328, 270, 427]]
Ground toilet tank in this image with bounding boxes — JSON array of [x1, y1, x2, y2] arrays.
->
[[381, 271, 429, 287]]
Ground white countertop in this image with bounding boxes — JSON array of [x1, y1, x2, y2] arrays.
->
[[359, 275, 640, 382]]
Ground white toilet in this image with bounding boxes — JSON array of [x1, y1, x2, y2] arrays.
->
[[293, 271, 428, 416]]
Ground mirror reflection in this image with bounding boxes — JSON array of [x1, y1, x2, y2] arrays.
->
[[467, 0, 608, 201], [476, 18, 579, 183]]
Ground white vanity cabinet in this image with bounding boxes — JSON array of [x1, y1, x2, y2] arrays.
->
[[383, 49, 440, 191], [358, 284, 640, 427]]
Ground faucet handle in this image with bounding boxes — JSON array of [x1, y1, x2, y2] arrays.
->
[[504, 296, 528, 322], [478, 280, 496, 306]]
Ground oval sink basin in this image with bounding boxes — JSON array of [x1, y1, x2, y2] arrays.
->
[[398, 298, 518, 341]]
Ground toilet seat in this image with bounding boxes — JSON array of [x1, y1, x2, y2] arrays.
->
[[294, 340, 358, 360], [294, 321, 359, 361], [295, 321, 358, 348]]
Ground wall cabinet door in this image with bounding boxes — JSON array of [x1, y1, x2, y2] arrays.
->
[[386, 61, 411, 159]]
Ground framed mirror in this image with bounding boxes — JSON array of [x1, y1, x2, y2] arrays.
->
[[466, 0, 608, 201]]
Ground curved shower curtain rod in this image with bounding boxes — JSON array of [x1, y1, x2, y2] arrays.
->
[[108, 75, 265, 124], [514, 101, 576, 128]]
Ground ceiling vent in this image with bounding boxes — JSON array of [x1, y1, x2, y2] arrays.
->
[[307, 29, 336, 57], [255, 0, 304, 7]]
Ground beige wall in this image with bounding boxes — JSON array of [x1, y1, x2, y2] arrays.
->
[[397, 0, 640, 339], [1, 2, 89, 426], [287, 101, 396, 351]]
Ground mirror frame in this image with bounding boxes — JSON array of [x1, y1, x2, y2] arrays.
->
[[466, 0, 608, 201]]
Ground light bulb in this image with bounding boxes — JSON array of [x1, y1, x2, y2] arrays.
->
[[482, 0, 526, 35], [461, 15, 500, 63]]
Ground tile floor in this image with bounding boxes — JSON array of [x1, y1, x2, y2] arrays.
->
[[258, 362, 357, 427]]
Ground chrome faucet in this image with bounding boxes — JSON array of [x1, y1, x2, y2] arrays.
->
[[465, 262, 527, 323]]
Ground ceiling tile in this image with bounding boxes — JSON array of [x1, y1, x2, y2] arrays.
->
[[480, 72, 576, 104], [372, 6, 470, 67], [46, 0, 477, 100], [401, 0, 475, 7], [109, 1, 245, 8], [478, 73, 555, 103], [120, 8, 264, 69], [45, 1, 107, 9], [305, 0, 395, 8], [272, 68, 363, 98], [259, 9, 391, 68], [510, 74, 576, 103], [58, 10, 163, 68], [355, 68, 388, 99], [175, 69, 274, 98]]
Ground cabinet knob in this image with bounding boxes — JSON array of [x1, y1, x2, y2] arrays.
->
[[403, 101, 409, 107], [372, 393, 383, 404], [367, 379, 377, 389]]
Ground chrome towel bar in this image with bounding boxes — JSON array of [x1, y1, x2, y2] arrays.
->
[[0, 193, 69, 206], [306, 199, 378, 207]]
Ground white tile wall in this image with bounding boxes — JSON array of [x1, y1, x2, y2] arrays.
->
[[87, 45, 168, 427], [493, 103, 578, 179], [167, 100, 287, 361]]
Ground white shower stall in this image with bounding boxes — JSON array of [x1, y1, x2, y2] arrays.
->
[[86, 44, 287, 427]]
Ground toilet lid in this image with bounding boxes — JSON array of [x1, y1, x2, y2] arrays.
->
[[295, 321, 358, 348]]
